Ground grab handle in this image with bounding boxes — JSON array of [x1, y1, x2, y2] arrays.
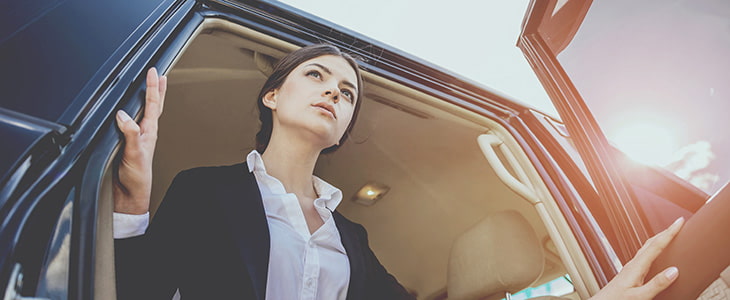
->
[[478, 134, 539, 204]]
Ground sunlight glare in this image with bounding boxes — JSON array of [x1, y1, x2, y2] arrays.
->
[[609, 120, 677, 166]]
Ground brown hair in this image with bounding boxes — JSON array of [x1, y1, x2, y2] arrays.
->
[[255, 44, 364, 154]]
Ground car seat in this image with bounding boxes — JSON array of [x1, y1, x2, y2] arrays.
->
[[447, 210, 569, 300]]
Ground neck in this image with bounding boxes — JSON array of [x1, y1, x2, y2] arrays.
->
[[260, 132, 323, 199]]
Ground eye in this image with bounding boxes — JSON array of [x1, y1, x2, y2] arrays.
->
[[341, 89, 354, 101], [306, 70, 321, 79]]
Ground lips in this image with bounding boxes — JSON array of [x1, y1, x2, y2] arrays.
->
[[312, 102, 337, 119]]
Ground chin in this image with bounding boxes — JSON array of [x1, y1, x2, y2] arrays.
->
[[304, 121, 344, 143]]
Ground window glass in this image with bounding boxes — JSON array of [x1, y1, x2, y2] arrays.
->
[[501, 275, 575, 300], [554, 0, 730, 196], [36, 191, 73, 299]]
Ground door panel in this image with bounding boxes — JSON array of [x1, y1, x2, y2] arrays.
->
[[649, 182, 730, 299]]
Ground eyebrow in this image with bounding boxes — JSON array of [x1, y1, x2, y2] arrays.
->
[[306, 63, 359, 97]]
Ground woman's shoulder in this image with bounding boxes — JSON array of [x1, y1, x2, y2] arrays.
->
[[332, 211, 367, 234]]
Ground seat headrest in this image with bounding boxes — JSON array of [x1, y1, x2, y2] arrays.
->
[[447, 210, 544, 300]]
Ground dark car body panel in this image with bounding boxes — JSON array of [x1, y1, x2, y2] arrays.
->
[[0, 108, 65, 198], [1, 0, 167, 123]]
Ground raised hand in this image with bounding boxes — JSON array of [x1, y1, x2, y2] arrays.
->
[[113, 67, 167, 215], [590, 217, 685, 300]]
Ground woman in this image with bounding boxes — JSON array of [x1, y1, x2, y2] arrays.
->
[[113, 44, 683, 299]]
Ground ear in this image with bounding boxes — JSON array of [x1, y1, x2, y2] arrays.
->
[[262, 90, 278, 110]]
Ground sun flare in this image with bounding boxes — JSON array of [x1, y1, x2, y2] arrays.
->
[[609, 120, 678, 166]]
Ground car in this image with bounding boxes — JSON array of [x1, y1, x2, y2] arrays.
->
[[0, 0, 727, 299]]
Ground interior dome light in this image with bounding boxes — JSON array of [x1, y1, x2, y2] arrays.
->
[[352, 182, 390, 206]]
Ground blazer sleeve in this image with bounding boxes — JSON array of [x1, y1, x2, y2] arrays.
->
[[114, 170, 197, 300], [356, 223, 416, 300]]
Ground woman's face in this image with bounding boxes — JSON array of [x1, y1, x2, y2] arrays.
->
[[263, 55, 359, 149]]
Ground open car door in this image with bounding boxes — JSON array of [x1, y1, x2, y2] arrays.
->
[[518, 0, 730, 299]]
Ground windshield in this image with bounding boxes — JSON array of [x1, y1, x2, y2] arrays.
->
[[553, 0, 730, 195]]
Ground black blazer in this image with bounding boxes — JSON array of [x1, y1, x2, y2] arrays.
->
[[115, 163, 413, 300]]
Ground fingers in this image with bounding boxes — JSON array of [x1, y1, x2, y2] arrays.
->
[[116, 67, 166, 161], [634, 266, 679, 298], [593, 218, 685, 299], [116, 110, 141, 158], [140, 67, 167, 135], [633, 218, 685, 269], [618, 217, 684, 286], [158, 72, 167, 112]]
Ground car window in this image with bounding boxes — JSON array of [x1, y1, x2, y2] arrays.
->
[[552, 0, 730, 197], [501, 275, 575, 300], [36, 190, 73, 299]]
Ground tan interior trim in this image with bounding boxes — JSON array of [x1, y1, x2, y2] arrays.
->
[[168, 18, 297, 73], [478, 133, 540, 204], [95, 145, 121, 300]]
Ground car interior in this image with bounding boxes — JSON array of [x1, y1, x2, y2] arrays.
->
[[94, 18, 604, 299]]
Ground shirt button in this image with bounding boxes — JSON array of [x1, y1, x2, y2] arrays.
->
[[308, 240, 315, 247], [307, 278, 314, 287]]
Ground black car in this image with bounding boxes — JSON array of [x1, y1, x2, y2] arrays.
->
[[1, 0, 728, 299]]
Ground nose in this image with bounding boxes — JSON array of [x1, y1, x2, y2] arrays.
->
[[324, 89, 340, 103]]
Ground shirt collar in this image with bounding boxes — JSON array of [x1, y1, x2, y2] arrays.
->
[[246, 150, 265, 173], [245, 150, 343, 210]]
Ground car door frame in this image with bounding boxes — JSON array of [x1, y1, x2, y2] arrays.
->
[[68, 1, 202, 298], [0, 0, 201, 298], [517, 0, 655, 271]]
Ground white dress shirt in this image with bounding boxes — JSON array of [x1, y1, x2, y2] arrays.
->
[[113, 150, 351, 300]]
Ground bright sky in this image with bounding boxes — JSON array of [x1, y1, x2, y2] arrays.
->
[[280, 0, 558, 117]]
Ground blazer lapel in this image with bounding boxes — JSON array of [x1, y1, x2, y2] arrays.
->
[[334, 212, 365, 300], [219, 163, 270, 300]]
